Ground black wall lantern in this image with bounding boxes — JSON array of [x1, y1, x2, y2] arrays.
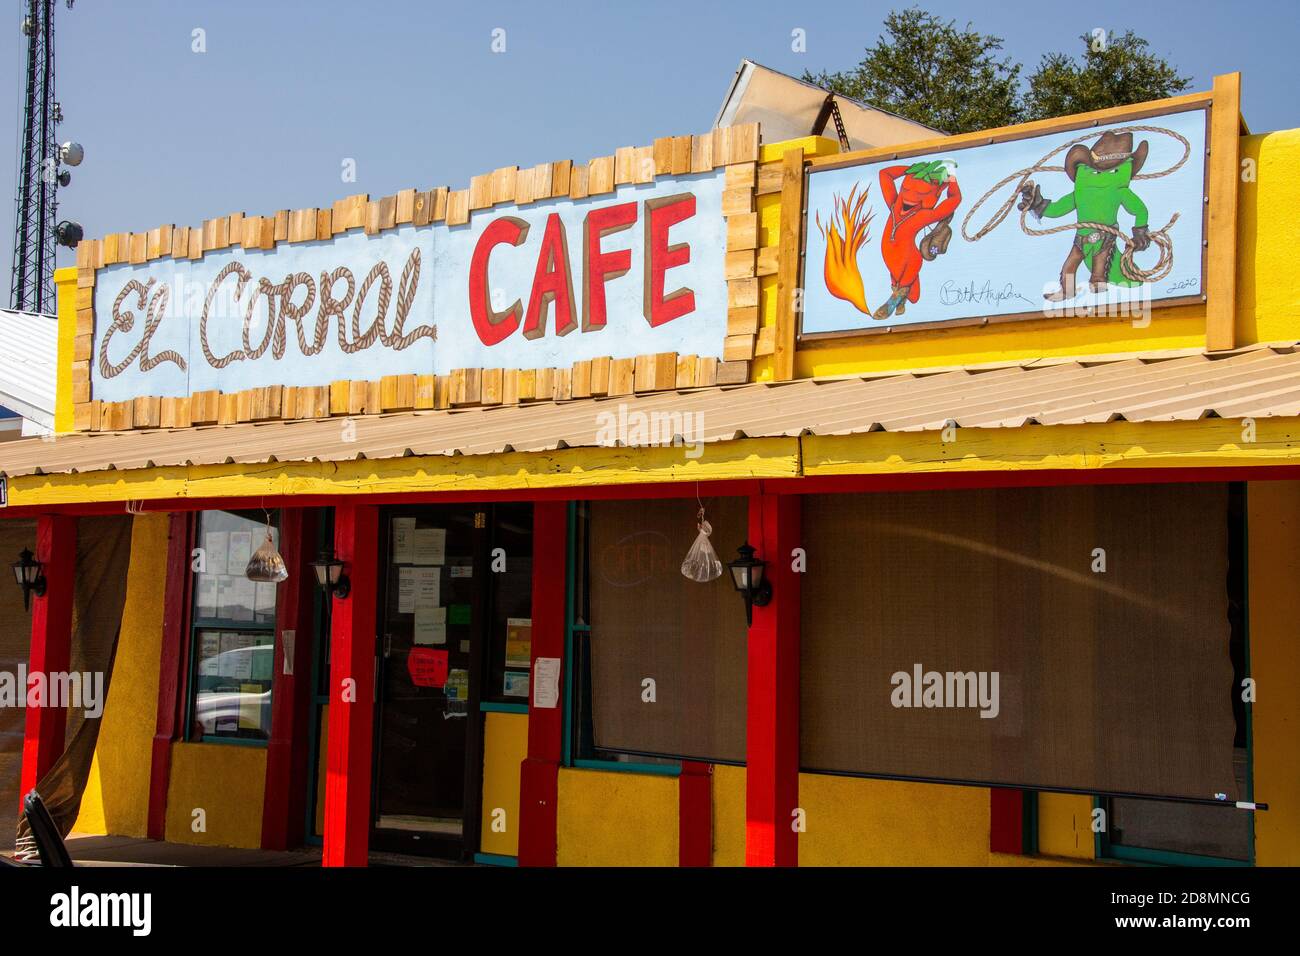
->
[[11, 548, 46, 612], [309, 549, 350, 599], [727, 542, 771, 626]]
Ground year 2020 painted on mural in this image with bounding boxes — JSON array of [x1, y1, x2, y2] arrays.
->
[[802, 107, 1208, 336], [90, 172, 728, 403]]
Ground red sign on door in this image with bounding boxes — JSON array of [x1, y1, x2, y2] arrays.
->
[[408, 647, 449, 688]]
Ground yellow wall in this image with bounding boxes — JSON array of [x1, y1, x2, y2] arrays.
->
[[53, 265, 76, 434], [163, 742, 267, 848], [557, 768, 678, 866], [711, 764, 746, 866], [1246, 480, 1300, 865], [798, 774, 990, 866], [478, 711, 527, 858], [72, 512, 168, 837], [1037, 792, 1096, 861]]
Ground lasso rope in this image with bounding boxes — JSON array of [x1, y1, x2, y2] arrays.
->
[[961, 125, 1191, 284]]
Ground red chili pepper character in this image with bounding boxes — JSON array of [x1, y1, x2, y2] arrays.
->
[[873, 160, 961, 319]]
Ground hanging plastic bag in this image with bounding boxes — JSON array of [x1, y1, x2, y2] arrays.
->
[[681, 510, 723, 583], [245, 529, 289, 583]]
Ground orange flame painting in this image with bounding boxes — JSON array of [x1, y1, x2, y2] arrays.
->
[[816, 184, 875, 314]]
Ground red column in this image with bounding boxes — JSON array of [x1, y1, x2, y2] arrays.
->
[[518, 500, 566, 867], [147, 513, 193, 840], [678, 760, 712, 867], [18, 514, 76, 812], [321, 504, 378, 867], [744, 493, 801, 866], [262, 508, 317, 850]]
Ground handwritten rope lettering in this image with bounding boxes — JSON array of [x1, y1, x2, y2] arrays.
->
[[102, 246, 433, 381], [202, 261, 253, 369], [343, 261, 392, 354], [388, 248, 437, 349], [280, 272, 323, 356], [139, 282, 186, 371], [98, 278, 187, 379]]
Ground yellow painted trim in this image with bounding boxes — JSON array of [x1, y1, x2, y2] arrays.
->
[[479, 711, 527, 858], [6, 437, 800, 507], [15, 417, 1300, 510], [1245, 481, 1300, 865], [804, 418, 1300, 477], [759, 135, 838, 164], [53, 266, 77, 433]]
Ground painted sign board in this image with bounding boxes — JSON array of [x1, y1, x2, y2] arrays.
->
[[91, 172, 727, 402], [801, 105, 1209, 337]]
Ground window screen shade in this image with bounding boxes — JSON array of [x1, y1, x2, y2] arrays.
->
[[588, 497, 748, 763], [800, 484, 1239, 801]]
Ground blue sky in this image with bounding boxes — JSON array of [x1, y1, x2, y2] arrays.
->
[[2, 0, 1295, 280]]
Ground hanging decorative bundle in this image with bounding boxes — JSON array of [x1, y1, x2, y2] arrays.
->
[[681, 504, 722, 583], [245, 511, 289, 583]]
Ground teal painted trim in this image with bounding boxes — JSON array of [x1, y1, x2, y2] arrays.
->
[[1093, 797, 1104, 861], [573, 758, 681, 777], [561, 501, 577, 767], [1106, 844, 1251, 868], [197, 735, 267, 748], [481, 701, 528, 714], [474, 852, 518, 867], [571, 624, 591, 632]]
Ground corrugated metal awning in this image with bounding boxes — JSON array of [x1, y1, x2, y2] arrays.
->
[[0, 307, 58, 430], [4, 344, 1300, 479]]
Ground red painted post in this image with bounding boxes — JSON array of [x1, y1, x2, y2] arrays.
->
[[18, 514, 76, 812], [678, 760, 712, 867], [321, 504, 379, 867], [262, 508, 317, 850], [517, 500, 567, 867], [147, 513, 193, 840], [744, 492, 801, 867], [990, 788, 1026, 854]]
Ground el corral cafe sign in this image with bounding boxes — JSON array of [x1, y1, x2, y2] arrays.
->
[[91, 171, 727, 402]]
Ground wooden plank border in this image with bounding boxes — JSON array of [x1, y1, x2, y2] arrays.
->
[[72, 123, 761, 431]]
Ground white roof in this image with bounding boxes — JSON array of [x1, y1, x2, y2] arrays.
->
[[0, 308, 57, 430], [714, 59, 942, 150]]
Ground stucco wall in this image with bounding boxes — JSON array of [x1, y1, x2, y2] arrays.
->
[[72, 512, 167, 837]]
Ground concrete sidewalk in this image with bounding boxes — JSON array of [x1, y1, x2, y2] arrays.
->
[[63, 834, 322, 867]]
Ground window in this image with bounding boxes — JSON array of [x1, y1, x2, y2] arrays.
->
[[188, 509, 281, 743], [1099, 483, 1252, 864], [799, 483, 1242, 803], [568, 498, 748, 768]]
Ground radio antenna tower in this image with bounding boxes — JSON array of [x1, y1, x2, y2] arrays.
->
[[9, 0, 83, 314]]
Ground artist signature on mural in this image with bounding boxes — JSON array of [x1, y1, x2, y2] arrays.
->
[[939, 280, 1036, 311], [1166, 276, 1199, 295]]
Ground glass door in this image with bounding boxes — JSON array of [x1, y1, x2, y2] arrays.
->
[[371, 505, 487, 856]]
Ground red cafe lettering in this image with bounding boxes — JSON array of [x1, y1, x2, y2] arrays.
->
[[468, 193, 698, 348]]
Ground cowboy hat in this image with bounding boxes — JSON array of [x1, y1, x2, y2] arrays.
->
[[1064, 130, 1148, 180]]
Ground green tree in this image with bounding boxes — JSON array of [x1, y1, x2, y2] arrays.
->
[[802, 7, 1023, 134], [1023, 30, 1192, 120]]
